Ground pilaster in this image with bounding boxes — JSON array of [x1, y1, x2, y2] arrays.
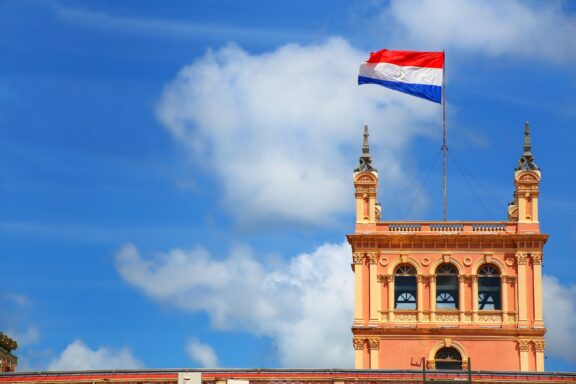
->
[[516, 253, 528, 325], [532, 253, 543, 326], [369, 253, 379, 323], [353, 253, 364, 323]]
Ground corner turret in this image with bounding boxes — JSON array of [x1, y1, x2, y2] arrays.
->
[[353, 125, 380, 223], [509, 122, 541, 231]]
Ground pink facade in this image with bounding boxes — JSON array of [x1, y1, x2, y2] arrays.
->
[[349, 124, 546, 371]]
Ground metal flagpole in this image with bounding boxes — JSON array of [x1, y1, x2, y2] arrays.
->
[[442, 50, 447, 222]]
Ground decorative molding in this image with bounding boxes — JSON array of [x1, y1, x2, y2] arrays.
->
[[395, 312, 417, 322], [478, 313, 501, 323], [377, 274, 386, 283], [532, 253, 543, 265], [352, 253, 364, 265], [533, 340, 546, 352], [421, 257, 430, 266], [368, 253, 378, 264], [379, 256, 389, 266], [516, 253, 527, 265], [368, 337, 380, 349], [505, 257, 515, 267], [416, 275, 425, 283], [353, 338, 365, 350], [463, 257, 472, 266], [518, 340, 530, 352], [458, 275, 465, 283], [436, 312, 459, 322], [504, 275, 518, 283], [386, 274, 394, 283], [429, 275, 436, 283]]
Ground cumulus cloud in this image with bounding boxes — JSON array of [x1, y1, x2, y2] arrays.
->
[[157, 38, 440, 226], [381, 0, 576, 62], [543, 275, 576, 363], [186, 338, 219, 368], [48, 340, 143, 371], [116, 241, 353, 367]]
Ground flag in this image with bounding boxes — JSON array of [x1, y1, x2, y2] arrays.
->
[[358, 49, 444, 103]]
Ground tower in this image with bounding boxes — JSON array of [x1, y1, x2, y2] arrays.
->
[[348, 123, 547, 371]]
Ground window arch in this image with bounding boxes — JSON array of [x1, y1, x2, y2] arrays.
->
[[436, 263, 459, 309], [434, 347, 463, 370], [478, 264, 501, 310], [394, 264, 416, 309]]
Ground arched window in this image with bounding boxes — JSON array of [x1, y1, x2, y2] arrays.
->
[[395, 264, 417, 309], [436, 263, 459, 309], [434, 347, 463, 370], [478, 264, 501, 310]]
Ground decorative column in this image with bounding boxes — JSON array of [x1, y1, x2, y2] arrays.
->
[[532, 253, 544, 327], [458, 275, 466, 322], [501, 275, 509, 323], [353, 253, 365, 323], [471, 275, 479, 322], [429, 276, 436, 322], [517, 253, 528, 325], [417, 275, 424, 322], [534, 340, 545, 371], [369, 253, 380, 323], [368, 337, 380, 369], [353, 338, 365, 369], [387, 275, 395, 322], [518, 340, 530, 371]]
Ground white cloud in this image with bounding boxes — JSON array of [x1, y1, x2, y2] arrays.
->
[[186, 338, 219, 368], [543, 275, 576, 363], [381, 0, 576, 62], [156, 38, 440, 226], [48, 340, 143, 371], [6, 326, 40, 347], [116, 241, 354, 368]]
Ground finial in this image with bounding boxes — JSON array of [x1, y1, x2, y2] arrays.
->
[[354, 125, 376, 172], [516, 121, 539, 171]]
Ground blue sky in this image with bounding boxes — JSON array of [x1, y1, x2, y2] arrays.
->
[[1, 0, 576, 372]]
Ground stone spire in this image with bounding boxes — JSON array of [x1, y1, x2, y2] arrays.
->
[[354, 125, 377, 172], [516, 121, 539, 171]]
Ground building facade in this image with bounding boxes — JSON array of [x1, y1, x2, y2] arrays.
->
[[349, 123, 546, 371]]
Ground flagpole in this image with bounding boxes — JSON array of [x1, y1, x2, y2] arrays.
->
[[442, 50, 447, 222]]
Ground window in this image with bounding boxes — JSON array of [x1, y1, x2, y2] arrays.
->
[[436, 263, 459, 309], [395, 264, 417, 309], [434, 347, 463, 370], [478, 264, 501, 310]]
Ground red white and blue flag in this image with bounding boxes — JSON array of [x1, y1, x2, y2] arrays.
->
[[358, 49, 444, 104]]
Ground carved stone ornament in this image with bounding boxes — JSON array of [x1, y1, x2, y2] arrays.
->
[[352, 253, 364, 265], [518, 340, 530, 352], [368, 253, 378, 264], [533, 340, 546, 352], [368, 337, 380, 349], [416, 275, 425, 283], [377, 274, 386, 283], [458, 275, 466, 283], [353, 338, 365, 350], [386, 274, 394, 283], [505, 275, 518, 284], [516, 253, 527, 265], [532, 253, 543, 265]]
